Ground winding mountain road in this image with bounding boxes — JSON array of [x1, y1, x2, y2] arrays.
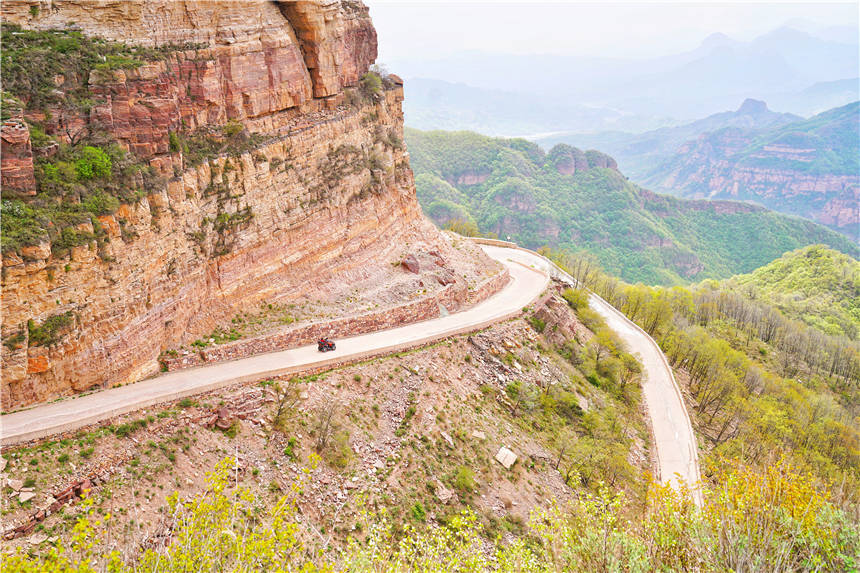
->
[[1, 243, 700, 501], [483, 244, 702, 500], [0, 249, 547, 447]]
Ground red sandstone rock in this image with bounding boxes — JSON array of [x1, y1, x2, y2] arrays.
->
[[0, 1, 498, 411], [436, 271, 457, 286], [0, 121, 36, 195], [401, 254, 420, 274], [27, 356, 50, 374]]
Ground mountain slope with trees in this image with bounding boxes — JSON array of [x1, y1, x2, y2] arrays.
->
[[547, 247, 859, 526], [539, 101, 860, 241], [536, 98, 801, 181], [406, 128, 859, 285], [715, 244, 859, 339]]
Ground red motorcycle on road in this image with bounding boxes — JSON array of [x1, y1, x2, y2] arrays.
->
[[317, 337, 336, 352]]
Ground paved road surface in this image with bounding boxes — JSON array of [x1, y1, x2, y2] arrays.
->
[[1, 244, 700, 504], [1, 251, 548, 446], [487, 246, 701, 500]]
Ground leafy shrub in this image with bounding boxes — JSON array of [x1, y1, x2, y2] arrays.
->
[[283, 437, 299, 461], [453, 466, 475, 493], [410, 502, 427, 522], [528, 315, 546, 333], [168, 131, 181, 152], [113, 418, 147, 438], [576, 306, 605, 332], [562, 287, 589, 310], [359, 71, 382, 99], [27, 311, 73, 347], [74, 146, 112, 180], [323, 431, 352, 470]]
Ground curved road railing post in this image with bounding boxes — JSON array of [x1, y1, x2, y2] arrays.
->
[[470, 236, 702, 505]]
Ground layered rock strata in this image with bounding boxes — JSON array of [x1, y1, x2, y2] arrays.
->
[[648, 131, 860, 241], [1, 1, 491, 409]]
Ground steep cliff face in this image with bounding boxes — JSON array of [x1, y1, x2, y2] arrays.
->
[[651, 129, 859, 236], [1, 1, 486, 409]]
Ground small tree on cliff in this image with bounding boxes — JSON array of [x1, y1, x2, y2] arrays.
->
[[360, 71, 382, 99]]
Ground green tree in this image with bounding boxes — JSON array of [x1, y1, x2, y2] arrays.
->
[[74, 145, 112, 180]]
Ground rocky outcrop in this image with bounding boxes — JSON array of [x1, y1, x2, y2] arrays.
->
[[0, 120, 36, 196], [548, 144, 588, 176], [547, 144, 618, 176], [275, 0, 377, 98], [0, 1, 486, 410]]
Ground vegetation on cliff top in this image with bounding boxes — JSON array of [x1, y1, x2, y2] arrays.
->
[[0, 23, 196, 114], [405, 128, 858, 285], [716, 244, 860, 340], [0, 26, 271, 257]]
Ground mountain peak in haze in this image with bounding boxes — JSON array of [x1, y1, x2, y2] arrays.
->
[[700, 32, 734, 50], [737, 98, 769, 114]]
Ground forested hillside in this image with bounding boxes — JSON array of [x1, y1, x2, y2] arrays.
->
[[406, 128, 859, 284], [716, 244, 859, 339], [547, 247, 859, 528]]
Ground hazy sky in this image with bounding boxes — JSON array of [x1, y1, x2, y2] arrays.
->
[[365, 1, 860, 63]]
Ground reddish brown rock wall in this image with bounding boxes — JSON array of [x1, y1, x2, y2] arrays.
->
[[0, 1, 486, 410], [0, 120, 36, 196]]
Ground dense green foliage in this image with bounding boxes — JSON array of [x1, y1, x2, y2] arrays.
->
[[718, 244, 860, 340], [1, 134, 161, 255], [547, 248, 860, 506], [406, 128, 858, 285]]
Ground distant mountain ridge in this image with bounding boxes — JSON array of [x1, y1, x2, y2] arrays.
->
[[640, 101, 860, 240], [392, 25, 859, 125], [539, 101, 859, 241], [537, 99, 802, 180], [405, 128, 859, 285]]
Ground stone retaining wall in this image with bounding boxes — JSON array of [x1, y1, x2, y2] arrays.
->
[[161, 268, 510, 371]]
